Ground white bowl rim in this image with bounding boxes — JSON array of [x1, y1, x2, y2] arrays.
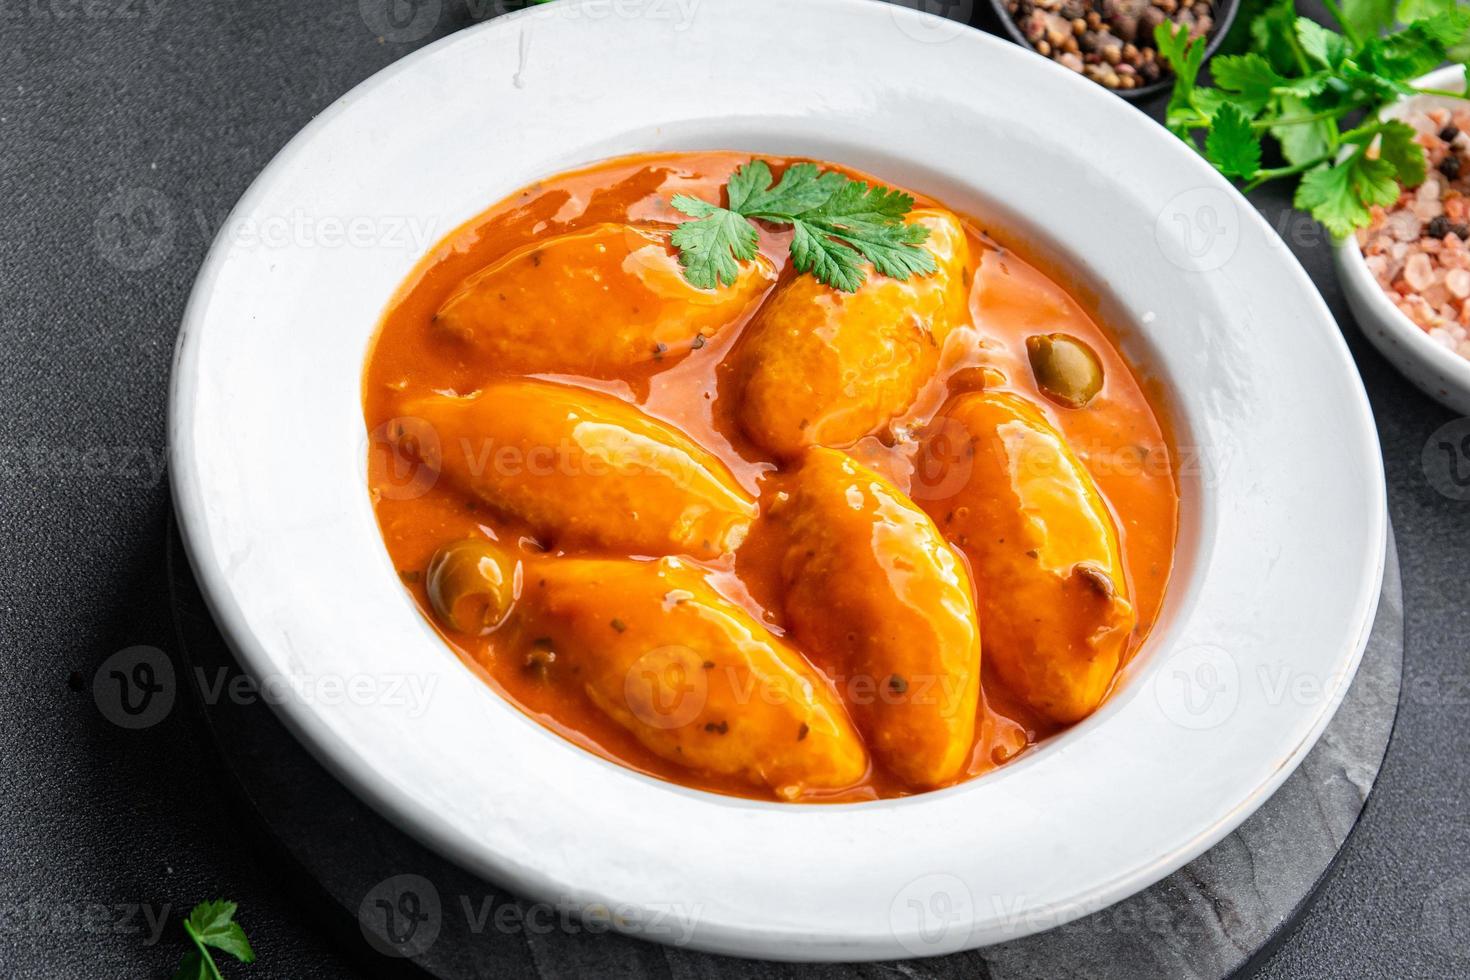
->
[[1337, 63, 1470, 390], [167, 0, 1388, 962]]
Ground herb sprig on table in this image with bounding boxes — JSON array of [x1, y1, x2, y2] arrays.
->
[[1156, 0, 1470, 236], [172, 900, 256, 980], [671, 160, 937, 293]]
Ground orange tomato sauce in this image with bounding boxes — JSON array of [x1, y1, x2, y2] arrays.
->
[[363, 152, 1179, 802]]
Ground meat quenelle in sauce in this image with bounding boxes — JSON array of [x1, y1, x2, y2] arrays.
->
[[363, 151, 1179, 802]]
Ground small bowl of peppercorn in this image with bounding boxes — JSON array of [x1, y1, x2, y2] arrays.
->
[[990, 0, 1241, 100]]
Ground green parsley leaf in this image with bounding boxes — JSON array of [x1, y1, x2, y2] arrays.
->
[[1157, 22, 1209, 140], [671, 160, 936, 292], [721, 159, 778, 213], [789, 222, 869, 294], [1250, 0, 1304, 76], [1295, 148, 1402, 238], [1372, 119, 1429, 187], [1356, 155, 1405, 209], [736, 161, 847, 216], [1206, 103, 1265, 177], [1210, 53, 1289, 113], [1296, 17, 1352, 67], [1187, 87, 1229, 119], [669, 195, 760, 290], [1156, 22, 1214, 144], [1359, 15, 1460, 79], [795, 179, 937, 282], [1295, 163, 1370, 237], [1396, 0, 1449, 20], [1417, 6, 1470, 45], [1270, 94, 1335, 165], [171, 951, 211, 980], [1338, 0, 1397, 41], [1338, 60, 1419, 99], [175, 900, 256, 980], [1156, 1, 1465, 239]]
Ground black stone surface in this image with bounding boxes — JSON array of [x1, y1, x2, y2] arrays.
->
[[2, 1, 1468, 978], [164, 523, 1403, 980]]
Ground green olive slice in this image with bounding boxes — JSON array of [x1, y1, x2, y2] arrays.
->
[[1026, 333, 1104, 409], [425, 539, 519, 635]]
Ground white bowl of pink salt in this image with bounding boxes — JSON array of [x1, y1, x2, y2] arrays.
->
[[1338, 64, 1470, 415]]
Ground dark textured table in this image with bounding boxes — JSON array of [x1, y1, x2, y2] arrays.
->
[[3, 2, 1468, 978]]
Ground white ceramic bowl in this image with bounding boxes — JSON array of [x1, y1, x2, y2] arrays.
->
[[170, 0, 1387, 961], [1337, 63, 1470, 415]]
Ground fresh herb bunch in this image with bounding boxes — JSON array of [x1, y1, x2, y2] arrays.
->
[[1156, 0, 1470, 236], [671, 160, 938, 293], [173, 900, 255, 980]]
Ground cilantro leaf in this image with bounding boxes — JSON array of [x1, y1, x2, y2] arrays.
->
[[1412, 0, 1470, 62], [721, 159, 774, 213], [1373, 119, 1429, 187], [1396, 0, 1448, 20], [1338, 0, 1397, 41], [1356, 155, 1404, 209], [176, 900, 256, 980], [814, 219, 937, 281], [788, 222, 868, 294], [1359, 16, 1460, 80], [1295, 150, 1402, 238], [1250, 0, 1304, 75], [1206, 103, 1265, 178], [737, 161, 846, 216], [671, 160, 936, 292], [171, 951, 212, 980], [1271, 94, 1335, 165], [1210, 53, 1288, 113], [1157, 0, 1462, 239], [794, 179, 937, 282], [669, 196, 760, 290], [1156, 22, 1209, 139], [1417, 6, 1470, 46], [1296, 17, 1352, 67], [804, 178, 922, 227], [1338, 60, 1419, 99], [1295, 163, 1370, 237]]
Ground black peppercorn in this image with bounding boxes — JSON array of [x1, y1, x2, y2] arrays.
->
[[1442, 125, 1460, 142], [1439, 154, 1461, 179], [1429, 215, 1451, 239]]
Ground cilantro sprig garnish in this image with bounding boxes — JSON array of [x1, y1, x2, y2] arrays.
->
[[670, 160, 938, 293], [173, 900, 256, 980], [1156, 0, 1470, 237]]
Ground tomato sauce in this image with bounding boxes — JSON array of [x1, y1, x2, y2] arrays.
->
[[363, 151, 1179, 802]]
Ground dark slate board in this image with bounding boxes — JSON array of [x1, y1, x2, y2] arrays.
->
[[166, 525, 1403, 979]]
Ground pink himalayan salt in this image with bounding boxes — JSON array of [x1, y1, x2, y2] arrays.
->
[[1405, 252, 1436, 291], [1449, 268, 1470, 299]]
